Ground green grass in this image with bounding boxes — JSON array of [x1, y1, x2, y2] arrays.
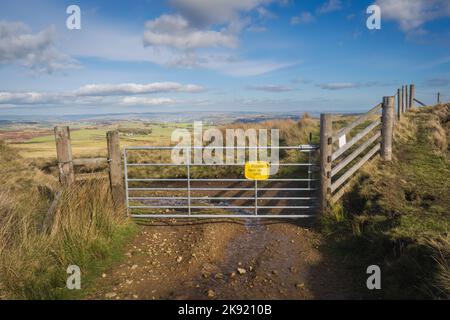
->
[[321, 105, 450, 299], [7, 122, 198, 159]]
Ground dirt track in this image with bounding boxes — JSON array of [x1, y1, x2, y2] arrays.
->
[[88, 218, 356, 300]]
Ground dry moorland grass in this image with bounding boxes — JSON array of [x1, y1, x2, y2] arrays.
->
[[0, 140, 134, 299], [324, 104, 450, 299]]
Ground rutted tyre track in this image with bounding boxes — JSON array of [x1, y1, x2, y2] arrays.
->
[[129, 179, 318, 217]]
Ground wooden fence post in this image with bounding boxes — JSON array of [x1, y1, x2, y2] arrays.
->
[[437, 92, 441, 105], [397, 88, 402, 121], [409, 84, 415, 109], [401, 86, 405, 113], [405, 85, 409, 110], [54, 126, 74, 186], [381, 96, 394, 161], [107, 130, 125, 208], [319, 114, 332, 215]]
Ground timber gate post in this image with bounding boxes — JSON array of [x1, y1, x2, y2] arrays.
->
[[107, 130, 125, 209], [319, 114, 332, 215], [381, 96, 395, 161], [401, 86, 405, 113], [405, 85, 409, 110], [54, 126, 75, 186], [409, 84, 415, 109]]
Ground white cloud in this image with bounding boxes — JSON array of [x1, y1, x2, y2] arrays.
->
[[53, 1, 289, 77], [164, 52, 295, 76], [0, 21, 79, 73], [143, 14, 238, 50], [256, 7, 278, 20], [317, 0, 342, 14], [63, 21, 290, 77], [120, 97, 177, 106], [375, 0, 450, 31], [169, 0, 275, 26], [0, 92, 106, 106], [76, 82, 205, 96], [0, 92, 59, 105], [291, 12, 315, 25], [0, 82, 204, 107], [139, 0, 291, 76]]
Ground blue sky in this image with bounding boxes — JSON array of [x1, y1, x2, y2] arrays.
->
[[0, 0, 449, 117]]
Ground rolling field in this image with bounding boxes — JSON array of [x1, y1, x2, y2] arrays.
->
[[2, 122, 194, 159]]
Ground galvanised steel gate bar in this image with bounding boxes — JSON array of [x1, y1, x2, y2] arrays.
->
[[124, 145, 319, 218]]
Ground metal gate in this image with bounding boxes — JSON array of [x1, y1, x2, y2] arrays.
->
[[124, 145, 319, 218]]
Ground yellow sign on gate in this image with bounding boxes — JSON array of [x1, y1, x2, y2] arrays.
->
[[245, 161, 270, 180]]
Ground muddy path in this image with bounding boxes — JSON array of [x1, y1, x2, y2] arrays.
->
[[88, 218, 356, 300]]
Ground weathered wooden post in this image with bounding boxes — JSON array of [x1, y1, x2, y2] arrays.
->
[[409, 84, 415, 109], [54, 126, 75, 185], [401, 86, 405, 113], [404, 85, 409, 110], [437, 92, 441, 105], [319, 114, 332, 215], [381, 96, 395, 161], [107, 130, 125, 208], [397, 88, 402, 121]]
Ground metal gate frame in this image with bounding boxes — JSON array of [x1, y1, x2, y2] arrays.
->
[[124, 145, 319, 218]]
